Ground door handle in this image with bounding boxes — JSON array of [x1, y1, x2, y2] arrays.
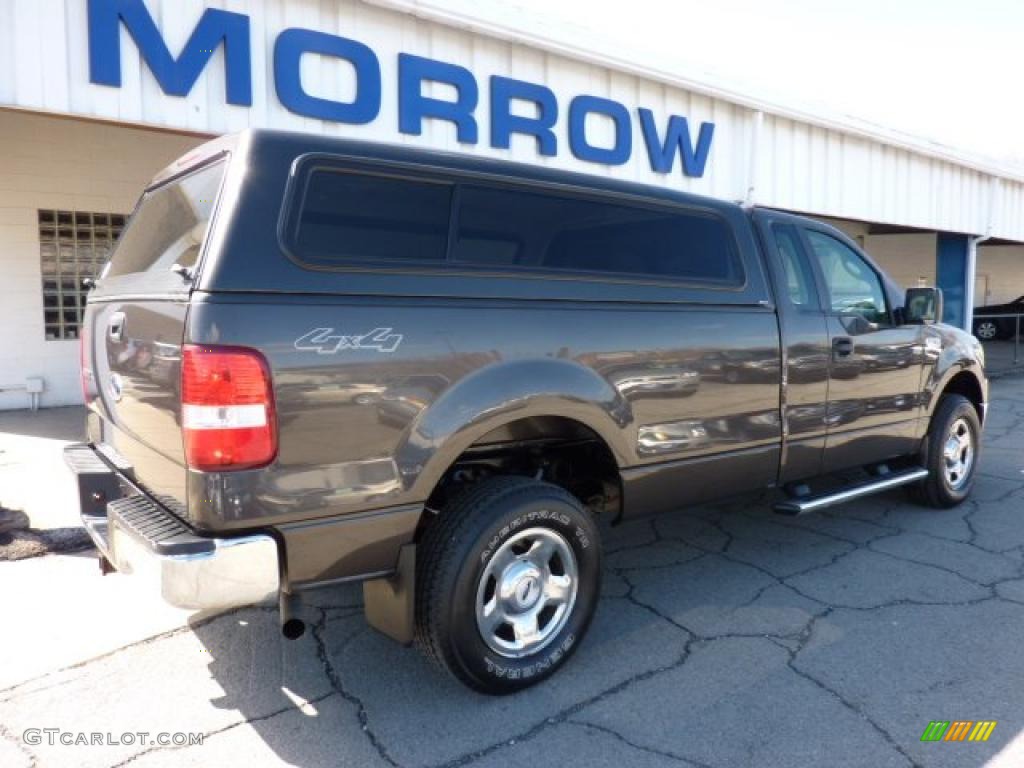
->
[[107, 312, 126, 343], [832, 337, 854, 358]]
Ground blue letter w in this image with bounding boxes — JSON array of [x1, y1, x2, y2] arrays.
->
[[88, 0, 252, 106], [638, 108, 714, 177]]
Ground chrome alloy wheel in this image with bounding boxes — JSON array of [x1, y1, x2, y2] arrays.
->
[[975, 321, 998, 340], [475, 527, 578, 658], [942, 417, 975, 490]]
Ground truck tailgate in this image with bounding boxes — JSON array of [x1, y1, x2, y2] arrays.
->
[[82, 159, 227, 511]]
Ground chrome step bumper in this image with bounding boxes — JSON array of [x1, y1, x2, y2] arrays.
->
[[64, 443, 280, 611]]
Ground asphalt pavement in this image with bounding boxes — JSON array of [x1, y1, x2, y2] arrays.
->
[[1, 378, 1023, 768]]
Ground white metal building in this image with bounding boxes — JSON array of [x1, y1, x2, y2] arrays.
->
[[1, 0, 1022, 409]]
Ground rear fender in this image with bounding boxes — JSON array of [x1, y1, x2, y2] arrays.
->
[[396, 359, 633, 499]]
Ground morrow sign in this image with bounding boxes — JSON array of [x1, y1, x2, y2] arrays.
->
[[88, 0, 715, 177]]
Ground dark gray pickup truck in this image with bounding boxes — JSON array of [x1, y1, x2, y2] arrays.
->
[[66, 130, 987, 693]]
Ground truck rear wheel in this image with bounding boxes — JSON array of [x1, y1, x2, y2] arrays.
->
[[909, 394, 981, 508], [415, 476, 601, 694]]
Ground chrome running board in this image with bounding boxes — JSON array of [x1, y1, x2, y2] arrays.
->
[[773, 468, 929, 516]]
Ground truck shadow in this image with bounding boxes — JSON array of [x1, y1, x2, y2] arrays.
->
[[187, 570, 701, 767], [185, 490, 858, 767]]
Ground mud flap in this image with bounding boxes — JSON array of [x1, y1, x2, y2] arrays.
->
[[363, 544, 416, 645]]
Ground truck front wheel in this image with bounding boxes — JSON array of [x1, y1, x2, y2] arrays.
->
[[909, 394, 982, 508], [415, 476, 601, 694]]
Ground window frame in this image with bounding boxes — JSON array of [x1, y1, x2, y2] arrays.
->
[[279, 153, 749, 291], [798, 226, 894, 327], [769, 222, 822, 312]]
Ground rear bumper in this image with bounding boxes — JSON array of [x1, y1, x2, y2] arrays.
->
[[64, 443, 280, 611]]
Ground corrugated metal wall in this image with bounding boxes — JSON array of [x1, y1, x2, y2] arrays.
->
[[756, 114, 1005, 237], [1, 0, 1021, 241]]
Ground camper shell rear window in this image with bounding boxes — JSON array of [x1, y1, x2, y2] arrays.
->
[[98, 159, 227, 295]]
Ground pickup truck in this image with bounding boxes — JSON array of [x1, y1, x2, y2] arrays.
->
[[66, 130, 987, 694]]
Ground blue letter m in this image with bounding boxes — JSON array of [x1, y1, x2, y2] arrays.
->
[[88, 0, 252, 106]]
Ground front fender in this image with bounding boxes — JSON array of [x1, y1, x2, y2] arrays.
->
[[921, 325, 987, 419], [396, 359, 633, 499]]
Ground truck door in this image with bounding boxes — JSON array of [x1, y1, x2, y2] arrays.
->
[[752, 210, 831, 484], [796, 221, 925, 473]]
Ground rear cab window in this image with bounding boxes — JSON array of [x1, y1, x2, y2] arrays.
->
[[97, 159, 227, 296]]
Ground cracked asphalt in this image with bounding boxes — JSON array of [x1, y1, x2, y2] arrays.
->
[[2, 377, 1024, 768]]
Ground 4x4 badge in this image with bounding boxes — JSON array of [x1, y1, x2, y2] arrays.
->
[[294, 327, 403, 354]]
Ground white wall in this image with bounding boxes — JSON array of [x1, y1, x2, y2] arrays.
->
[[861, 233, 938, 290], [820, 218, 871, 243], [0, 110, 201, 410], [1, 0, 1022, 241], [976, 246, 1024, 307]]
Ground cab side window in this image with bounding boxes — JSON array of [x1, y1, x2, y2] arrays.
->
[[772, 224, 816, 308], [804, 230, 890, 326]]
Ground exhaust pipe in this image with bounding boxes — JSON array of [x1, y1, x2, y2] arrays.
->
[[279, 591, 306, 639]]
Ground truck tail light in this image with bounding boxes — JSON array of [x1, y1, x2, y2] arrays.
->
[[181, 345, 277, 471]]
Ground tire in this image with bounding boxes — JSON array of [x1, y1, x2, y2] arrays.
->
[[415, 476, 601, 694], [909, 394, 982, 508], [973, 319, 1004, 341]]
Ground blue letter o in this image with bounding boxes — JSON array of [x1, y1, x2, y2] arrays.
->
[[568, 95, 632, 165], [274, 28, 381, 124]]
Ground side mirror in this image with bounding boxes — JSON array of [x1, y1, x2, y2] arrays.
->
[[904, 287, 943, 325]]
